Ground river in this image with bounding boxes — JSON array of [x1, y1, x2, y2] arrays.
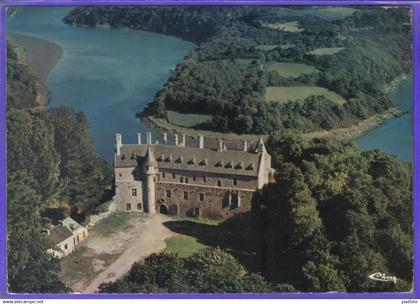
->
[[7, 6, 413, 161], [7, 6, 195, 160]]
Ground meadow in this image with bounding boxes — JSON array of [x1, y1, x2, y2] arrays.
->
[[166, 110, 213, 127], [264, 62, 319, 77], [265, 86, 346, 105], [307, 47, 345, 55]]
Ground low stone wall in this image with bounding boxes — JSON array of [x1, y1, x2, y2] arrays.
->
[[87, 197, 117, 228]]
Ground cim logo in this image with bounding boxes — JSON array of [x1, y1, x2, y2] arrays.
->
[[368, 272, 397, 283]]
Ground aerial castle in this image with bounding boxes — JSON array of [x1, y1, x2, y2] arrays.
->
[[114, 132, 274, 218]]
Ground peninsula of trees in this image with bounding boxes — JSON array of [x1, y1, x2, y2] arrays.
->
[[64, 6, 412, 135]]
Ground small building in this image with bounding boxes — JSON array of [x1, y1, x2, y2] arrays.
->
[[114, 132, 275, 219], [46, 217, 88, 258]]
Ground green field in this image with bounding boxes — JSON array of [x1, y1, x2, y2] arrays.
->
[[256, 44, 294, 51], [164, 235, 207, 257], [262, 21, 303, 32], [166, 111, 213, 127], [264, 62, 319, 77], [307, 47, 345, 56], [265, 86, 346, 105], [301, 7, 357, 20]]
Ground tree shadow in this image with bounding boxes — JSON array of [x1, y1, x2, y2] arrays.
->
[[163, 212, 265, 273]]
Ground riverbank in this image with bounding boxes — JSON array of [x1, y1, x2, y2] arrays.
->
[[143, 106, 402, 144], [8, 34, 63, 107]]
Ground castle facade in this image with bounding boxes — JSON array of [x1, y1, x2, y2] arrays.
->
[[114, 132, 274, 219]]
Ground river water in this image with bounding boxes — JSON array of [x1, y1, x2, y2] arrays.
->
[[7, 7, 195, 160], [7, 7, 413, 161]]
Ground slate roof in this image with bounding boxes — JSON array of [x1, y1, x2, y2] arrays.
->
[[47, 225, 73, 244], [115, 144, 262, 177]]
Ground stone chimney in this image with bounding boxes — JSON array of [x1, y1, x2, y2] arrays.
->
[[243, 140, 248, 152], [137, 133, 142, 145], [115, 133, 122, 156], [181, 134, 186, 147], [163, 132, 168, 144], [198, 134, 204, 149], [174, 134, 179, 146], [146, 132, 152, 145]]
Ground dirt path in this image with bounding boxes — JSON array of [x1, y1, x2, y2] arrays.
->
[[72, 215, 174, 293]]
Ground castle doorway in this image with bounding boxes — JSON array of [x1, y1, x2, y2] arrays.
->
[[159, 204, 168, 215], [169, 204, 178, 215]]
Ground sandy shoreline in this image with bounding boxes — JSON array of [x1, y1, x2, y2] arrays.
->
[[145, 105, 403, 144], [9, 33, 63, 84]]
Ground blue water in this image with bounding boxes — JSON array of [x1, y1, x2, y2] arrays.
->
[[7, 7, 412, 161], [7, 7, 195, 160], [354, 77, 413, 161]]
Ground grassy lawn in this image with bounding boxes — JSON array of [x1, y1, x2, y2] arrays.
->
[[264, 62, 319, 77], [262, 21, 303, 32], [90, 212, 145, 237], [166, 111, 213, 128], [58, 246, 120, 287], [164, 235, 207, 257], [307, 47, 345, 56], [256, 44, 294, 51], [265, 86, 346, 105]]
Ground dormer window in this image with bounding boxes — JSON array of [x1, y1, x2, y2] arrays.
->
[[165, 155, 172, 162], [175, 156, 183, 163], [225, 161, 233, 169], [246, 163, 255, 171], [188, 158, 196, 165], [215, 161, 223, 167], [158, 155, 165, 162], [235, 162, 244, 169], [199, 159, 207, 166]]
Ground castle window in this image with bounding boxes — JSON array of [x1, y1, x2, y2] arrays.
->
[[233, 177, 237, 186], [217, 180, 222, 187], [193, 175, 196, 181], [180, 176, 184, 183], [183, 191, 188, 200], [172, 172, 176, 179], [64, 244, 68, 250], [199, 193, 204, 202], [73, 238, 76, 245], [232, 192, 240, 208], [132, 188, 137, 197], [77, 235, 80, 243], [185, 177, 189, 184], [162, 172, 165, 179], [126, 203, 131, 211], [166, 190, 171, 198], [203, 176, 207, 183], [137, 203, 142, 210]]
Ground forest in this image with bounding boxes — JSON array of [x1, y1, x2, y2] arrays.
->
[[6, 40, 113, 292], [64, 6, 412, 134]]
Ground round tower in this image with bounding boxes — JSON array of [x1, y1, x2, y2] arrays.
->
[[143, 146, 157, 215]]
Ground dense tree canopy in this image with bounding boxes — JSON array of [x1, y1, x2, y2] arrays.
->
[[6, 41, 113, 293], [252, 132, 413, 292], [65, 6, 411, 134]]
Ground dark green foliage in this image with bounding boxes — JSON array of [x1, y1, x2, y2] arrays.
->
[[7, 172, 69, 293], [65, 6, 411, 134], [6, 41, 113, 292], [98, 248, 283, 293], [6, 40, 39, 109], [253, 133, 413, 292]]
